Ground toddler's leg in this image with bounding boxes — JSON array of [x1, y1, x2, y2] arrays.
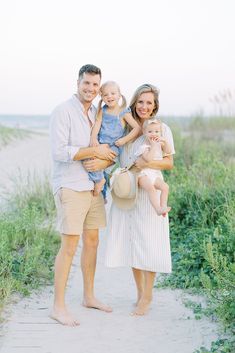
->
[[138, 176, 162, 215], [154, 177, 171, 217], [93, 178, 106, 197]]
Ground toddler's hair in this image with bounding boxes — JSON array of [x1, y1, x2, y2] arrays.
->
[[97, 81, 127, 114]]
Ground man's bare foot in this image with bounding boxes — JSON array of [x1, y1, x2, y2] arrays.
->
[[50, 308, 80, 326], [82, 298, 112, 313], [93, 178, 106, 197], [131, 299, 151, 316]]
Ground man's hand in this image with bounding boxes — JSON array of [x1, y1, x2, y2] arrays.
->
[[83, 158, 113, 172], [94, 144, 117, 161]]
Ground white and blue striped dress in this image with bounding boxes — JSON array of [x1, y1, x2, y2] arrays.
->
[[105, 123, 175, 273]]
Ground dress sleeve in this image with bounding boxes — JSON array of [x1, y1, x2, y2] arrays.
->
[[162, 123, 175, 155]]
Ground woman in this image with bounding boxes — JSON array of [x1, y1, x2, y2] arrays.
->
[[84, 84, 175, 315]]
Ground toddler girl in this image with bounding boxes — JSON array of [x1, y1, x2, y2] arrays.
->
[[90, 81, 141, 199]]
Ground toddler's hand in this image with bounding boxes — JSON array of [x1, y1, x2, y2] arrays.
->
[[115, 138, 126, 147]]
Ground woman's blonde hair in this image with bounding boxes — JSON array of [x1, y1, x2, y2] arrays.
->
[[97, 81, 127, 114], [129, 84, 160, 123]]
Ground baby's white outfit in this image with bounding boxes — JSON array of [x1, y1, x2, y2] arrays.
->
[[135, 142, 163, 184]]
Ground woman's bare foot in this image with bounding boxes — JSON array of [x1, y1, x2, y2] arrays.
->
[[93, 178, 106, 196], [131, 299, 151, 316], [50, 308, 80, 326], [82, 298, 112, 313]]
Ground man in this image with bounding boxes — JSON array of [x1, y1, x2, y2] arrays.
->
[[49, 64, 116, 326]]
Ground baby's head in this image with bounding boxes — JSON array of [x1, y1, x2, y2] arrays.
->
[[143, 117, 162, 141], [99, 81, 126, 109]]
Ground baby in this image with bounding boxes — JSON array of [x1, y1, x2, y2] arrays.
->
[[135, 117, 171, 217]]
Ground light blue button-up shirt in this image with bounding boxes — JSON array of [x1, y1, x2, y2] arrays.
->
[[49, 95, 96, 194]]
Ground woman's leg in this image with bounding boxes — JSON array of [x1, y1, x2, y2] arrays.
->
[[132, 270, 156, 316], [138, 176, 162, 215], [132, 268, 145, 304]]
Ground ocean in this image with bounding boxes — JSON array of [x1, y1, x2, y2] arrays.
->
[[0, 114, 50, 131]]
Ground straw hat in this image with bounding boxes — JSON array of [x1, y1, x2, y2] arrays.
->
[[110, 168, 138, 210]]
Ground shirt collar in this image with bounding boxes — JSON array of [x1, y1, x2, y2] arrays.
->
[[72, 94, 96, 115]]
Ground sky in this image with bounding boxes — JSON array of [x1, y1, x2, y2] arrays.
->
[[1, 0, 235, 116]]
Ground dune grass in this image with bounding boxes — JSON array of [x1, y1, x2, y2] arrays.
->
[[0, 174, 60, 316], [0, 124, 31, 148]]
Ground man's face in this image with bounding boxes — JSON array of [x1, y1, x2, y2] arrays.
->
[[77, 73, 101, 104]]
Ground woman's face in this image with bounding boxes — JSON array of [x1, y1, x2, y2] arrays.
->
[[135, 92, 156, 122]]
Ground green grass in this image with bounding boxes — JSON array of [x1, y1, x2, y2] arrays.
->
[[0, 124, 31, 148], [0, 174, 60, 316], [161, 116, 235, 352]]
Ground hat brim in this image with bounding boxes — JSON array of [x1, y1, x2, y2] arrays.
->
[[111, 170, 138, 210]]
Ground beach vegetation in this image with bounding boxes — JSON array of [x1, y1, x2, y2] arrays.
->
[[162, 116, 235, 352], [0, 175, 59, 316]]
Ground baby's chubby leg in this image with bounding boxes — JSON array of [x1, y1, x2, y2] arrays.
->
[[138, 175, 162, 215], [154, 178, 171, 217]]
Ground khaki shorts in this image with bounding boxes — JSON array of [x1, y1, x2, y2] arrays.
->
[[54, 188, 106, 235]]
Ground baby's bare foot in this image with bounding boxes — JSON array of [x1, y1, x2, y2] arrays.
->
[[93, 178, 106, 196], [162, 206, 171, 217], [50, 308, 80, 326], [83, 298, 112, 313]]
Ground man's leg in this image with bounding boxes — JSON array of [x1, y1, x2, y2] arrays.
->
[[81, 229, 112, 312], [51, 234, 80, 326]]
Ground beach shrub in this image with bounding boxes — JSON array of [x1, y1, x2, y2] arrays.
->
[[161, 118, 235, 345]]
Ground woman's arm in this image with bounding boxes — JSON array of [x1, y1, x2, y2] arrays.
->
[[135, 155, 174, 171]]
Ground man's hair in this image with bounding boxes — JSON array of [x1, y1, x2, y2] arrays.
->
[[78, 64, 102, 80]]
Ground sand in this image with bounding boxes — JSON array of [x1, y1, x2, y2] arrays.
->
[[0, 134, 220, 353]]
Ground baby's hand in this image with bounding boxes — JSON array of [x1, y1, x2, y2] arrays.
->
[[90, 138, 100, 147], [156, 137, 166, 146], [115, 138, 126, 147]]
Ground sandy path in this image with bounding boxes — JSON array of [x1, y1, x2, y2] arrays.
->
[[0, 134, 219, 353]]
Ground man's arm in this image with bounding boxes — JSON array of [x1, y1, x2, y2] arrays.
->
[[83, 158, 114, 172], [50, 107, 116, 162]]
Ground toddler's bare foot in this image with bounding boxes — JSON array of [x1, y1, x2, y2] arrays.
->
[[93, 178, 106, 196], [50, 308, 80, 326], [82, 298, 112, 313], [131, 299, 151, 316]]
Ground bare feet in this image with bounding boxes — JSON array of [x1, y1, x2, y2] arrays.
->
[[82, 298, 112, 313], [156, 206, 171, 217], [131, 299, 151, 316], [50, 308, 80, 326], [93, 178, 106, 196]]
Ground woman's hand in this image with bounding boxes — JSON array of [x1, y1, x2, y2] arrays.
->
[[83, 158, 113, 172], [134, 157, 148, 170]]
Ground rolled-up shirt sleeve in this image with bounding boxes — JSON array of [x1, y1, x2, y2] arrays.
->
[[50, 107, 80, 162]]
